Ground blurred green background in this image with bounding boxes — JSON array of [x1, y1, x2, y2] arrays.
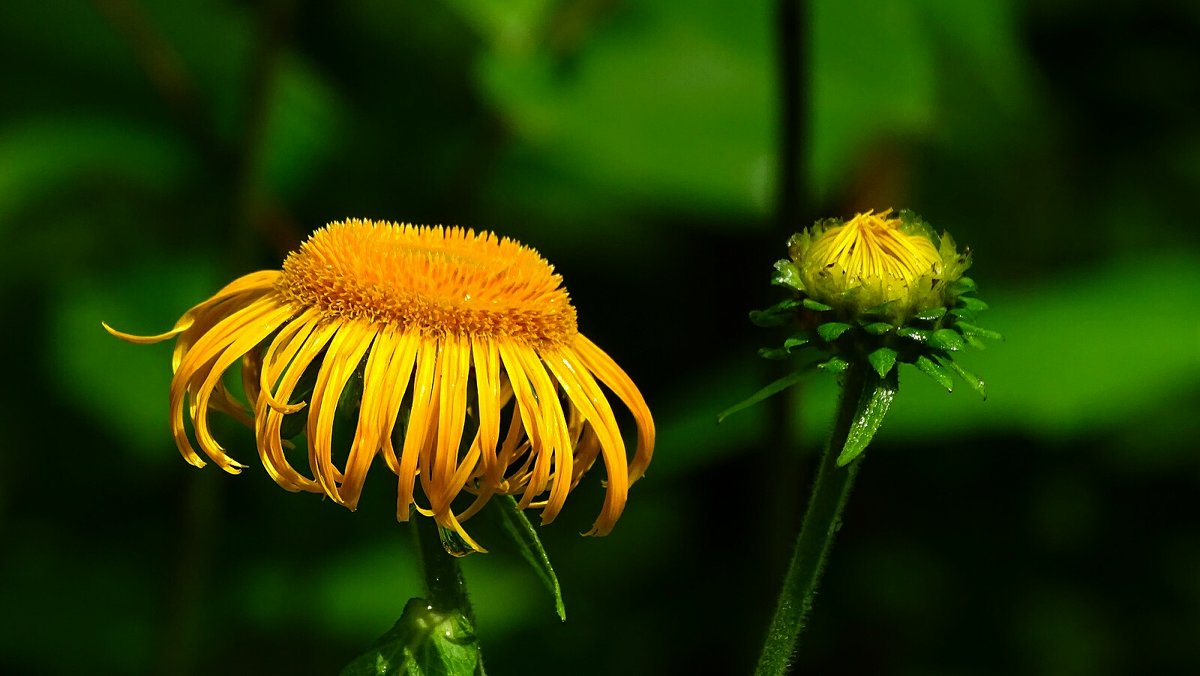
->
[[3, 0, 1199, 674]]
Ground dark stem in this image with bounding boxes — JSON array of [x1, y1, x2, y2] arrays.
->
[[755, 363, 867, 676], [763, 0, 812, 575], [412, 516, 474, 619]]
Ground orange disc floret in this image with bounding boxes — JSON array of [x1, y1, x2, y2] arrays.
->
[[277, 220, 578, 347]]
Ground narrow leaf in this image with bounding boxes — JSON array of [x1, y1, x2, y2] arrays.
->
[[717, 369, 808, 423], [915, 355, 953, 392], [493, 495, 566, 621], [837, 370, 898, 466], [802, 298, 833, 311], [817, 322, 852, 342], [867, 347, 898, 378], [929, 328, 965, 352], [940, 357, 987, 399]]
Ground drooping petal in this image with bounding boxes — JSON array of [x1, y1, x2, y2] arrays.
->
[[512, 346, 573, 524], [571, 334, 655, 484], [339, 325, 402, 508], [543, 346, 629, 532], [307, 320, 376, 502], [256, 319, 339, 492], [397, 335, 440, 520]]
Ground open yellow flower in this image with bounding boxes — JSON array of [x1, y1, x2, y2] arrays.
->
[[105, 219, 654, 552]]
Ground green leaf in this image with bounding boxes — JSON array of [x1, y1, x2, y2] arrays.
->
[[802, 298, 833, 311], [837, 369, 899, 466], [492, 495, 566, 621], [929, 328, 965, 352], [956, 322, 1003, 341], [862, 322, 893, 335], [717, 369, 808, 423], [340, 598, 480, 676], [817, 322, 852, 342], [914, 306, 947, 322], [896, 326, 930, 343], [941, 358, 987, 399], [867, 347, 898, 378], [914, 355, 954, 392], [818, 356, 850, 373]]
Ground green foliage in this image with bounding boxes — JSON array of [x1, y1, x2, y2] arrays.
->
[[837, 370, 899, 467], [816, 321, 853, 342], [717, 369, 809, 423], [867, 347, 898, 378], [488, 496, 566, 622], [341, 598, 480, 676]]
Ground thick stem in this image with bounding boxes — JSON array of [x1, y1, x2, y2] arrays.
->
[[412, 516, 474, 618], [754, 363, 867, 676]]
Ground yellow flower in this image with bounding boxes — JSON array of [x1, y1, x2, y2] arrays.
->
[[105, 219, 654, 552], [787, 209, 967, 320]]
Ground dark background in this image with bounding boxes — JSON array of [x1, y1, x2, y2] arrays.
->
[[2, 0, 1199, 674]]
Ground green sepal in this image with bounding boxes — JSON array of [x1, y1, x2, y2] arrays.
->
[[340, 598, 480, 676], [949, 307, 976, 322], [802, 298, 833, 312], [837, 369, 899, 466], [941, 357, 987, 399], [818, 356, 850, 373], [915, 355, 953, 392], [772, 260, 803, 291], [862, 300, 896, 316], [963, 334, 989, 350], [817, 322, 852, 342], [956, 322, 1003, 341], [896, 326, 930, 343], [929, 328, 965, 352], [949, 277, 977, 296], [914, 306, 947, 322], [717, 369, 809, 423], [490, 495, 566, 621], [867, 347, 898, 378], [758, 347, 790, 360], [958, 296, 989, 312], [783, 335, 811, 351], [749, 298, 803, 327], [862, 322, 893, 335]]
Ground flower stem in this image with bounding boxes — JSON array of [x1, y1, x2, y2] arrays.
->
[[754, 363, 867, 676], [412, 516, 474, 618]]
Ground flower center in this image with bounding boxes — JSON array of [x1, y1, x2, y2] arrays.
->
[[278, 220, 578, 346], [808, 210, 941, 291]]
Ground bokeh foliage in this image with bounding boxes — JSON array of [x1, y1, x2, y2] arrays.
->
[[2, 0, 1199, 674]]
